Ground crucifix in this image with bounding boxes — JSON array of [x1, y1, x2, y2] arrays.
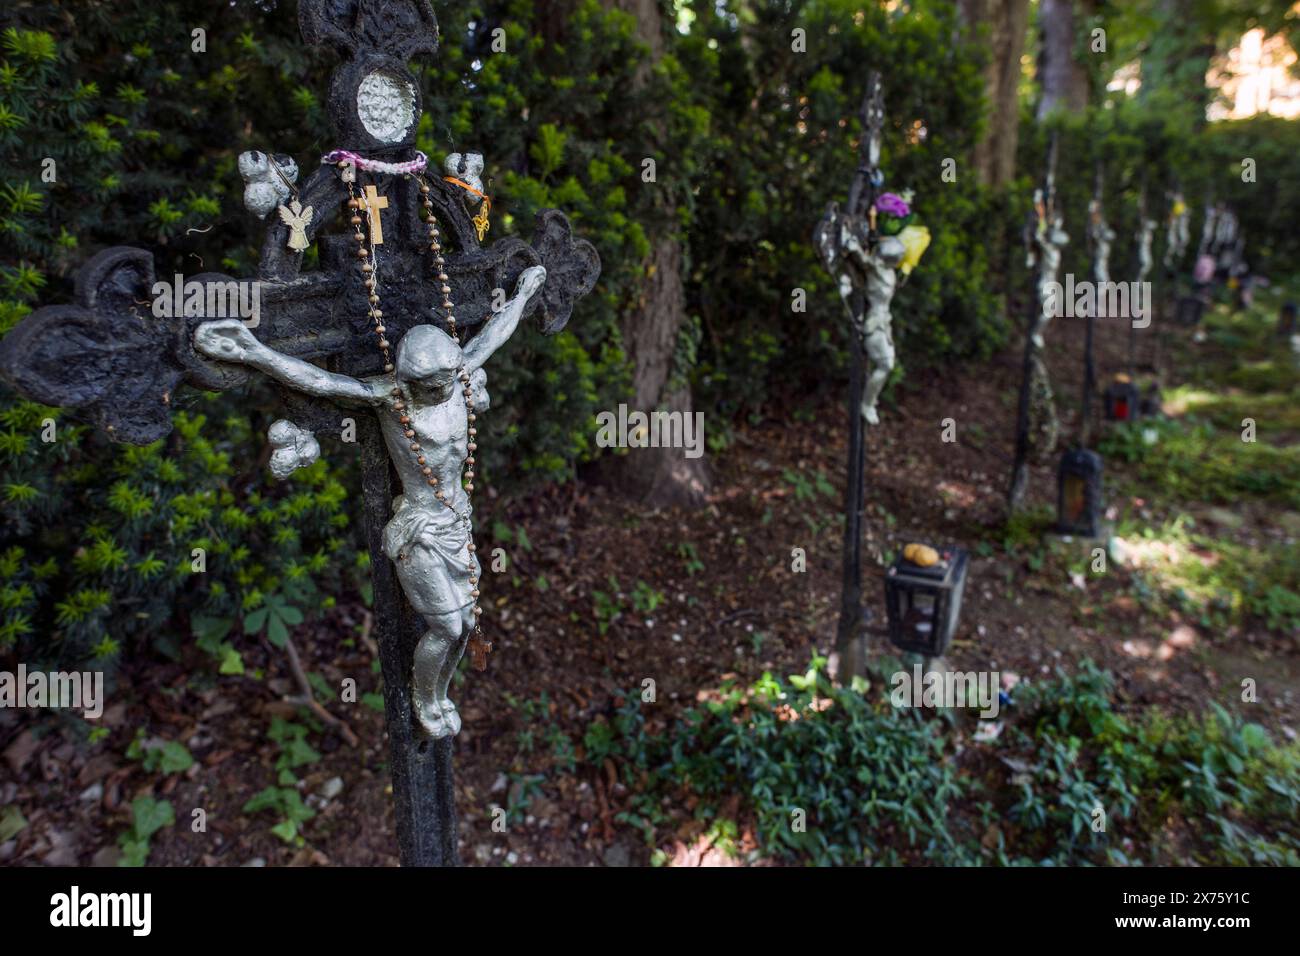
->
[[1080, 163, 1112, 448], [0, 0, 599, 867], [1156, 185, 1190, 371], [1007, 131, 1066, 510], [1131, 183, 1157, 376], [813, 72, 899, 679]]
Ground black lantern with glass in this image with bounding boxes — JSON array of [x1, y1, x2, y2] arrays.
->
[[1104, 374, 1141, 422], [884, 544, 970, 658], [1056, 448, 1104, 537]]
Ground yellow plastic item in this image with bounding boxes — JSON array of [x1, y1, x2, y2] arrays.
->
[[902, 543, 939, 567], [898, 224, 931, 276]]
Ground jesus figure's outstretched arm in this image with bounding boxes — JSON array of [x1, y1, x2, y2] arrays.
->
[[194, 319, 383, 407], [460, 265, 547, 374]]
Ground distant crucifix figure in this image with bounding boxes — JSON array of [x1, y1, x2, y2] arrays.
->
[[1008, 133, 1065, 509], [195, 265, 547, 737], [814, 74, 905, 428], [821, 213, 905, 425], [1030, 192, 1069, 350]]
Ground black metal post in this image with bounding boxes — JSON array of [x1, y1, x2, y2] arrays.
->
[[1129, 184, 1145, 377], [1081, 166, 1102, 450], [825, 74, 885, 676], [1007, 256, 1040, 509], [835, 295, 869, 664], [1082, 301, 1096, 447]]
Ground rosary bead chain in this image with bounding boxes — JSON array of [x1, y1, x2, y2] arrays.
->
[[345, 164, 491, 667]]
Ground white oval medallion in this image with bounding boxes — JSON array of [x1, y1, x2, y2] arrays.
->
[[356, 71, 416, 143]]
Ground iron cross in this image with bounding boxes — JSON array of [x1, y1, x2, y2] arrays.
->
[[812, 72, 887, 680], [0, 0, 600, 868]]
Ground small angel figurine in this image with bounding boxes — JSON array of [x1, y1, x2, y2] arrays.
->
[[278, 200, 314, 252]]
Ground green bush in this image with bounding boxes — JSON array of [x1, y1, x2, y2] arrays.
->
[[679, 0, 1009, 420], [1007, 664, 1299, 866], [1017, 102, 1300, 300], [592, 659, 976, 866], [1, 387, 362, 673], [583, 659, 1300, 866]]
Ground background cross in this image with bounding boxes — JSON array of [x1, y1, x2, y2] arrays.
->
[[1008, 130, 1061, 511], [814, 71, 886, 680], [0, 0, 599, 867]]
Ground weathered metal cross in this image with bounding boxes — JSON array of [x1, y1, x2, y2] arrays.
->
[[1007, 131, 1064, 510], [0, 0, 599, 867], [1080, 163, 1111, 448], [813, 72, 886, 680]]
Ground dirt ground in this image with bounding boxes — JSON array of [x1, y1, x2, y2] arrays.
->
[[2, 304, 1296, 867]]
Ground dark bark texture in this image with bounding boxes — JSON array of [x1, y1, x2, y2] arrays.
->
[[960, 0, 1031, 187], [602, 0, 712, 509]]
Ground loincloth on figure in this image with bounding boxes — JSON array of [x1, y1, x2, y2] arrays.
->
[[863, 312, 894, 349], [382, 494, 482, 618]]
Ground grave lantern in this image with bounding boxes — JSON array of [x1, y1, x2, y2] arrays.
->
[[1056, 448, 1104, 537], [884, 544, 970, 658], [1104, 374, 1141, 422]]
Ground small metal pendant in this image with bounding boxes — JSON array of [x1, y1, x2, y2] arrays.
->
[[278, 199, 314, 252], [468, 633, 492, 671], [472, 198, 491, 241]]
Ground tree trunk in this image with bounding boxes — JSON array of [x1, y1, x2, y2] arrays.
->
[[621, 238, 710, 506], [601, 0, 711, 508], [960, 0, 1031, 187], [1037, 0, 1091, 119]]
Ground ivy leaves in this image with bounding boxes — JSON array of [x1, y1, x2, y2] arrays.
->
[[117, 796, 174, 867], [242, 591, 304, 648]]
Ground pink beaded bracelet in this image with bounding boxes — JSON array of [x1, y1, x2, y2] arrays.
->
[[321, 149, 429, 176]]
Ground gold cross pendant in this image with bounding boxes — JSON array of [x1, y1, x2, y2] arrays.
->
[[364, 184, 389, 245]]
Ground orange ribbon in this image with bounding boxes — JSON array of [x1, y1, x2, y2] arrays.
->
[[443, 176, 488, 200]]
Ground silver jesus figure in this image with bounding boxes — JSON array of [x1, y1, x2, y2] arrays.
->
[[195, 265, 548, 739], [1137, 215, 1156, 283], [816, 206, 905, 426], [1088, 199, 1115, 286], [1031, 207, 1069, 349], [841, 222, 905, 426]]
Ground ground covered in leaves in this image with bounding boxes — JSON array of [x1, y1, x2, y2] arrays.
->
[[3, 292, 1298, 867]]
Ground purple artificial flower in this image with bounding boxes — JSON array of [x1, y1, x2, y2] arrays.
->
[[875, 192, 910, 218]]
